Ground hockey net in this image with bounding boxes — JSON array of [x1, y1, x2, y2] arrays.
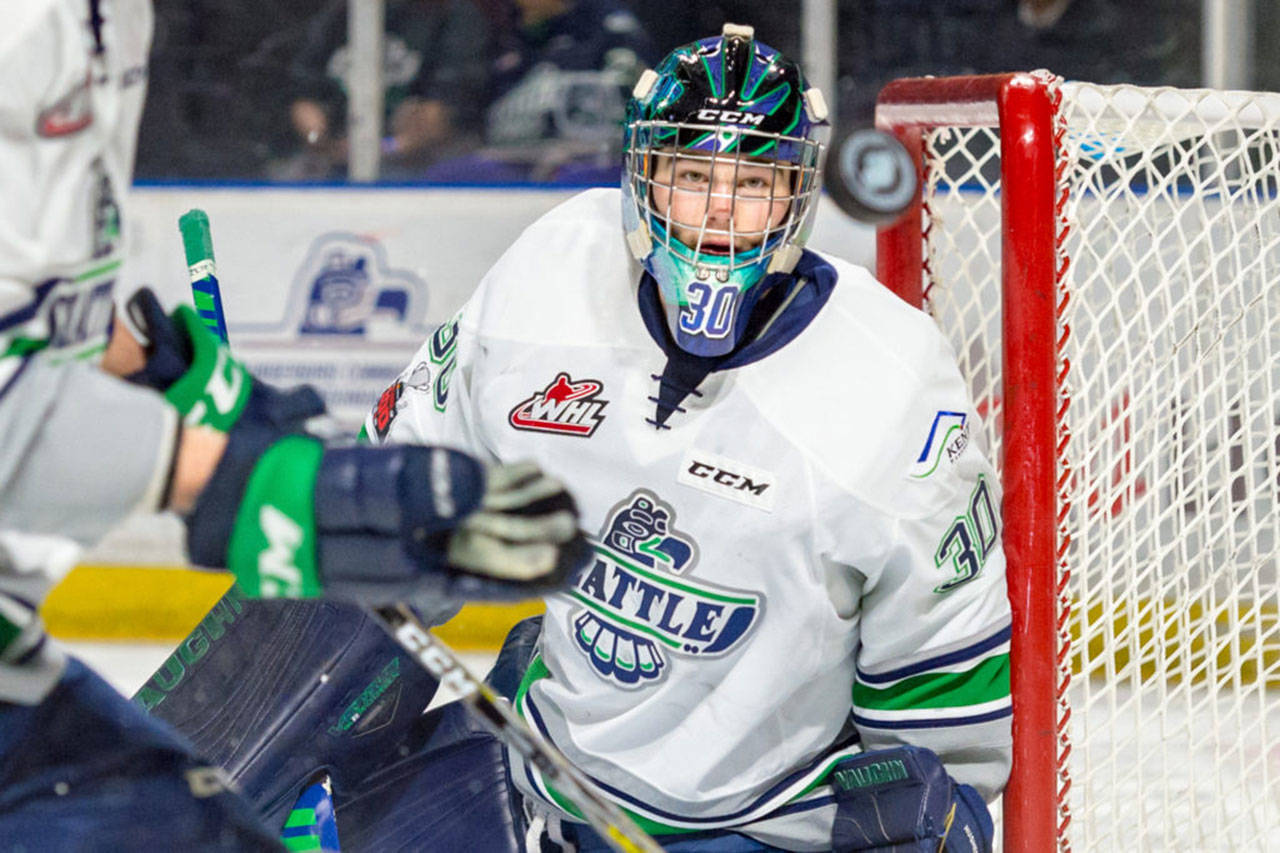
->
[[876, 73, 1280, 851]]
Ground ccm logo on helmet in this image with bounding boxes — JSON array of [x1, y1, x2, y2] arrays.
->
[[696, 108, 765, 126]]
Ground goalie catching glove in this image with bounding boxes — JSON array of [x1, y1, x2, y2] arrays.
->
[[121, 287, 591, 602]]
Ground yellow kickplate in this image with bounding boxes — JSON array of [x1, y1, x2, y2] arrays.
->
[[42, 565, 544, 650]]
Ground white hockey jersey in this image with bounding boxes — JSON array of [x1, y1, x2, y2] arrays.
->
[[369, 188, 1011, 849], [0, 0, 172, 705]]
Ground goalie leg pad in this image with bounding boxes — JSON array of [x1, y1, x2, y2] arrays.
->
[[333, 699, 523, 852], [0, 657, 281, 850], [830, 746, 993, 853], [138, 593, 441, 833]]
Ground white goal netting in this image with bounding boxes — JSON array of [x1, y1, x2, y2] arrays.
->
[[903, 77, 1280, 851]]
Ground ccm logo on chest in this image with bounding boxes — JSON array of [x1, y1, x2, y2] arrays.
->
[[677, 449, 776, 512]]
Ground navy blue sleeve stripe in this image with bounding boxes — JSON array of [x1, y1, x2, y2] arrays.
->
[[523, 691, 852, 826], [856, 623, 1012, 685], [0, 278, 60, 334], [0, 357, 34, 405], [853, 705, 1012, 731]]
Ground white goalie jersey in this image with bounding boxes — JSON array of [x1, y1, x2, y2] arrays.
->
[[368, 188, 1011, 848]]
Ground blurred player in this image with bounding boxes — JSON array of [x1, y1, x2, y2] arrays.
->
[[361, 24, 1009, 852], [0, 1, 586, 848]]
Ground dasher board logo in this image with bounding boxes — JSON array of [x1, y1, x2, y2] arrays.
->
[[297, 236, 419, 336], [677, 449, 775, 512], [230, 232, 433, 431], [509, 373, 608, 437], [566, 489, 762, 688], [237, 232, 431, 341]]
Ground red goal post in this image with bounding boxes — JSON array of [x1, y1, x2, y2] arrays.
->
[[877, 72, 1062, 851], [875, 72, 1280, 851]]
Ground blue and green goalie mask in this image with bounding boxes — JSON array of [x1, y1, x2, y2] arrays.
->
[[622, 23, 830, 356]]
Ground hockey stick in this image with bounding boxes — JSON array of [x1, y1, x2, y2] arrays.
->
[[177, 210, 664, 853]]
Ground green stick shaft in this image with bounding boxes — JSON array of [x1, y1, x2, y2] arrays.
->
[[178, 209, 229, 344]]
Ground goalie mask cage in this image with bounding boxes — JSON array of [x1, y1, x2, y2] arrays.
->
[[876, 72, 1280, 851]]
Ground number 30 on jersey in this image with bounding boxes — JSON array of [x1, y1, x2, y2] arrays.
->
[[933, 475, 999, 593]]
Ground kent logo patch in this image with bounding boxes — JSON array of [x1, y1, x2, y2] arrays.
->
[[911, 411, 970, 479], [565, 489, 761, 688], [509, 373, 608, 437], [677, 449, 775, 511]]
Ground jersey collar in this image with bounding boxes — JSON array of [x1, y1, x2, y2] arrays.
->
[[636, 248, 837, 371], [636, 249, 838, 428]]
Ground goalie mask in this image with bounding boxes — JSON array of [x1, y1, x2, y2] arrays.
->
[[622, 24, 830, 356]]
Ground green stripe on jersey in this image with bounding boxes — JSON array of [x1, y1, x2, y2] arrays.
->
[[513, 655, 876, 837], [853, 654, 1010, 711], [0, 612, 23, 656], [1, 337, 48, 359], [74, 258, 123, 282]]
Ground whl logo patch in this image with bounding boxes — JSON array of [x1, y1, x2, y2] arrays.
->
[[37, 75, 93, 137], [372, 380, 403, 439], [509, 373, 608, 437]]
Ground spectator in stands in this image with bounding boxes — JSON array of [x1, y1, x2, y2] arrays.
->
[[275, 0, 488, 180], [136, 0, 318, 179], [628, 0, 800, 68], [485, 0, 652, 102], [836, 0, 1199, 127], [424, 0, 655, 183]]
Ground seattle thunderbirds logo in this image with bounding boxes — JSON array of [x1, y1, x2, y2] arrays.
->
[[567, 490, 762, 688]]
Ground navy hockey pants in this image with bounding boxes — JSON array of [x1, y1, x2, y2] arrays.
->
[[0, 656, 282, 851]]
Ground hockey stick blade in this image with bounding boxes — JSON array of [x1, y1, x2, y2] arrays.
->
[[178, 211, 663, 853]]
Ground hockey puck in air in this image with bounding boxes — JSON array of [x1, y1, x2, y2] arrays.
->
[[826, 127, 917, 226]]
